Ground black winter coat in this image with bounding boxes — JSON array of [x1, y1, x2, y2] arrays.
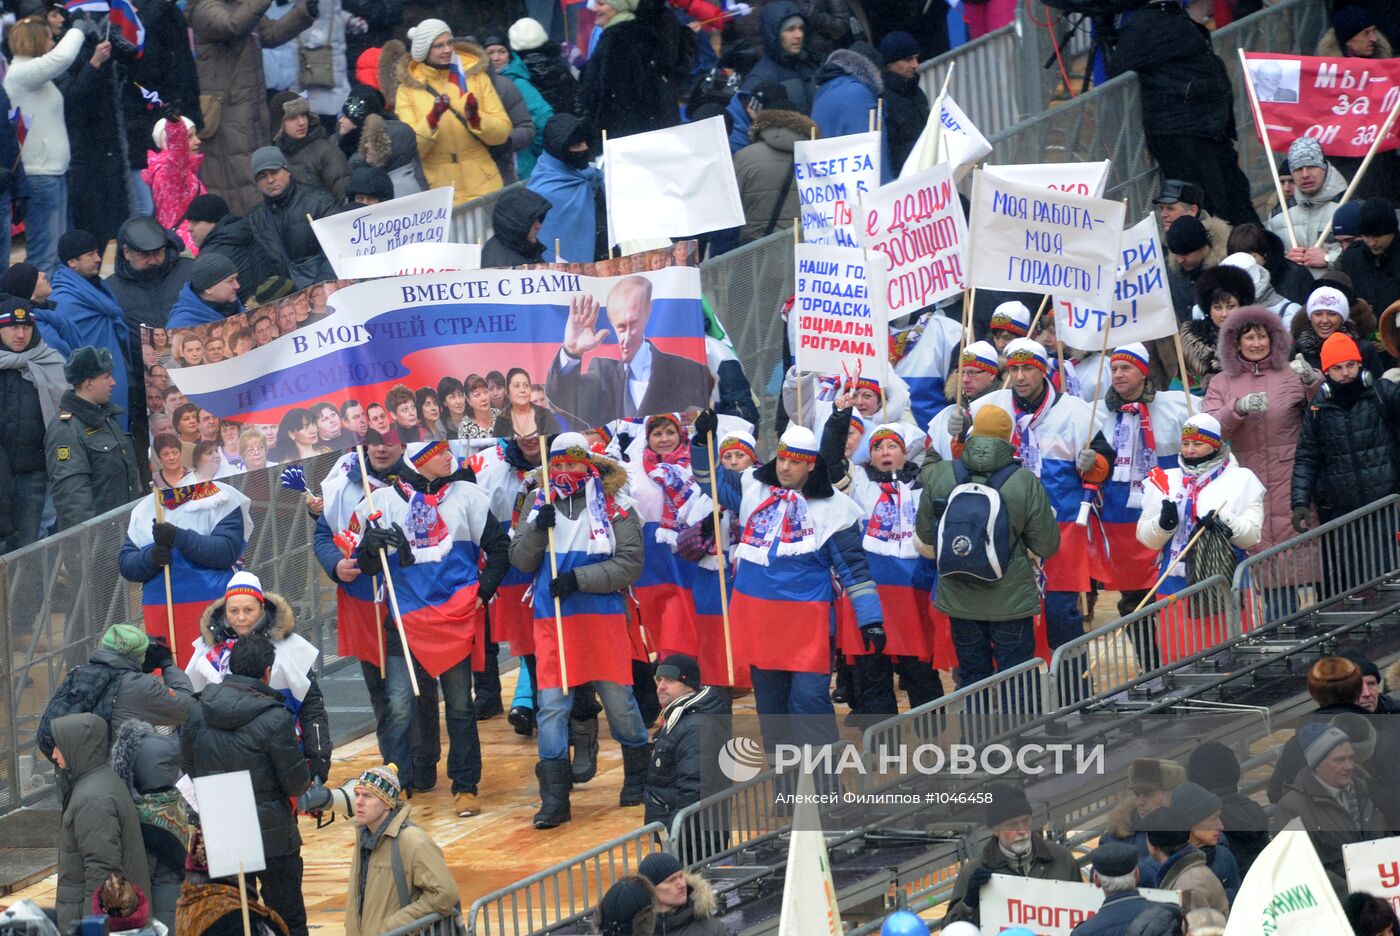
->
[[199, 214, 283, 302], [0, 85, 29, 202], [579, 16, 687, 139], [247, 179, 341, 289], [880, 67, 928, 177], [482, 187, 550, 268], [181, 675, 312, 858], [1107, 0, 1235, 140], [1291, 377, 1400, 515], [643, 686, 729, 831], [0, 346, 46, 476], [123, 0, 203, 171], [63, 51, 133, 248], [519, 44, 579, 117], [1340, 240, 1400, 321]]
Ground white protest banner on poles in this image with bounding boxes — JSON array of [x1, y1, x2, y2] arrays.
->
[[858, 162, 967, 322], [311, 187, 454, 278], [965, 168, 1125, 311], [1056, 215, 1177, 349], [193, 771, 266, 878], [1344, 835, 1400, 909], [984, 160, 1112, 198], [776, 770, 841, 936], [793, 243, 886, 378], [793, 132, 881, 247], [981, 875, 1180, 936], [900, 93, 991, 181], [347, 242, 481, 279], [1225, 826, 1353, 935], [604, 116, 744, 245]]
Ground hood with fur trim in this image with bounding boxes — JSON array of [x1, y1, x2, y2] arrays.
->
[[378, 39, 408, 110], [814, 49, 883, 96], [1217, 304, 1292, 376], [198, 591, 297, 647], [397, 40, 491, 95], [748, 108, 818, 149], [1290, 294, 1376, 345], [529, 452, 630, 499], [658, 873, 719, 925], [1167, 215, 1231, 274], [360, 113, 394, 168], [1317, 28, 1393, 59], [1380, 299, 1400, 360]]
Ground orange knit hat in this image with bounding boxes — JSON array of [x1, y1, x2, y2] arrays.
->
[[1320, 332, 1362, 372]]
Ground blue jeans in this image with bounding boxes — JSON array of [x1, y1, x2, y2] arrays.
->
[[951, 616, 1035, 687], [24, 174, 67, 277], [2, 470, 46, 553], [750, 667, 838, 753], [129, 170, 154, 217], [537, 680, 647, 762], [381, 655, 480, 793]]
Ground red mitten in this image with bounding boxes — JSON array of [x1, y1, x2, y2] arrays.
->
[[464, 92, 481, 130], [427, 93, 451, 130]]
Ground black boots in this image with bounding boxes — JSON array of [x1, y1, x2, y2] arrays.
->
[[534, 760, 572, 829], [509, 705, 536, 736], [570, 715, 600, 784], [619, 743, 652, 807]]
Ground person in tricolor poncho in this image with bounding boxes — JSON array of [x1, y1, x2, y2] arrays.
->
[[1136, 413, 1264, 661], [926, 340, 1002, 463], [185, 572, 331, 783], [508, 433, 651, 830], [352, 438, 511, 820], [691, 413, 883, 749]]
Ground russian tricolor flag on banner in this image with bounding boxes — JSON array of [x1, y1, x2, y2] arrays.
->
[[63, 0, 145, 56]]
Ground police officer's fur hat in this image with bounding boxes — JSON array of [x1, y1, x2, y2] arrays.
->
[[64, 345, 115, 386]]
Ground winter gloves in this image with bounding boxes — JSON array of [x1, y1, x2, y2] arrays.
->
[[947, 407, 970, 441], [534, 504, 556, 531], [1290, 354, 1319, 386], [690, 409, 717, 447], [141, 640, 174, 674], [861, 625, 886, 655], [1075, 448, 1099, 477], [1292, 506, 1311, 533], [150, 520, 178, 567], [356, 523, 414, 575], [549, 570, 579, 599], [1235, 392, 1268, 415], [427, 94, 451, 130], [463, 92, 480, 130], [1159, 500, 1179, 532]]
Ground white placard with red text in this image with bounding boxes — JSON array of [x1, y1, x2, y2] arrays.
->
[[984, 160, 1112, 199], [793, 132, 882, 248], [857, 162, 967, 322], [792, 243, 886, 379], [982, 874, 1180, 936]]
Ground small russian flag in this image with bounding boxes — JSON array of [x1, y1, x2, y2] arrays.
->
[[8, 107, 26, 146], [447, 56, 469, 95], [63, 0, 145, 57]]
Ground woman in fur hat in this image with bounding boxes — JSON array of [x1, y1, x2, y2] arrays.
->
[[184, 571, 332, 782], [1181, 264, 1255, 394]]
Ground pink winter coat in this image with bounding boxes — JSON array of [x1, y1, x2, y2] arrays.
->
[[1203, 305, 1317, 580], [141, 117, 205, 253]]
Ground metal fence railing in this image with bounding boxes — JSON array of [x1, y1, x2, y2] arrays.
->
[[1229, 495, 1400, 636], [0, 453, 346, 815], [1044, 576, 1234, 712], [917, 23, 1025, 139], [465, 823, 666, 936], [448, 182, 523, 247], [382, 912, 466, 936]]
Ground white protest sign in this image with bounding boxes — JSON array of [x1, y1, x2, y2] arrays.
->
[[1056, 215, 1177, 349], [777, 770, 842, 935], [965, 168, 1125, 311], [793, 243, 886, 378], [193, 771, 266, 878], [1344, 835, 1400, 911], [984, 160, 1112, 198], [981, 874, 1180, 936], [1225, 826, 1353, 935], [858, 162, 967, 321], [604, 117, 744, 245], [900, 94, 991, 181], [793, 132, 881, 248], [348, 242, 481, 278], [311, 187, 454, 278]]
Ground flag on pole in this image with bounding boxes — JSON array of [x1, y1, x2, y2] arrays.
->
[[448, 56, 469, 95], [63, 0, 145, 55], [900, 92, 990, 182], [777, 767, 842, 936], [1224, 824, 1352, 936], [8, 107, 27, 147]]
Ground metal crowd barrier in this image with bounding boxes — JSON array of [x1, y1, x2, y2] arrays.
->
[[465, 823, 667, 936], [0, 453, 345, 815], [448, 182, 523, 246], [1229, 495, 1400, 636], [382, 912, 466, 936], [860, 658, 1046, 761], [917, 23, 1025, 138], [1043, 576, 1233, 713]]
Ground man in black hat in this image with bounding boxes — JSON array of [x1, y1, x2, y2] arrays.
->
[[1164, 215, 1226, 322], [944, 783, 1080, 926], [246, 146, 338, 289], [344, 166, 394, 207], [1340, 197, 1400, 315], [166, 253, 243, 329], [1070, 842, 1156, 936], [44, 345, 141, 529], [184, 194, 281, 304], [642, 653, 729, 852]]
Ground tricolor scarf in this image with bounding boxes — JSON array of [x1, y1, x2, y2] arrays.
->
[[642, 444, 695, 544], [1011, 384, 1057, 479], [736, 487, 815, 565], [863, 475, 916, 556], [1111, 400, 1158, 508], [1167, 454, 1230, 574], [401, 480, 453, 563], [531, 466, 625, 555], [158, 480, 221, 511]]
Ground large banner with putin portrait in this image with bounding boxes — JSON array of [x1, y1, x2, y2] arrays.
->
[[140, 246, 710, 482]]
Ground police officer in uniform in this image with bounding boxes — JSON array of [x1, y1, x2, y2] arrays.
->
[[45, 346, 142, 530]]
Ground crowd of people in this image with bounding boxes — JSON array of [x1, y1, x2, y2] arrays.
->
[[1, 0, 1400, 933]]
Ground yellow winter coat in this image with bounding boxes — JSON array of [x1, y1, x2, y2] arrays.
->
[[395, 42, 511, 205]]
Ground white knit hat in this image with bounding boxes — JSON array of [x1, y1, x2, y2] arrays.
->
[[151, 116, 196, 151], [509, 17, 550, 52], [407, 18, 451, 62]]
